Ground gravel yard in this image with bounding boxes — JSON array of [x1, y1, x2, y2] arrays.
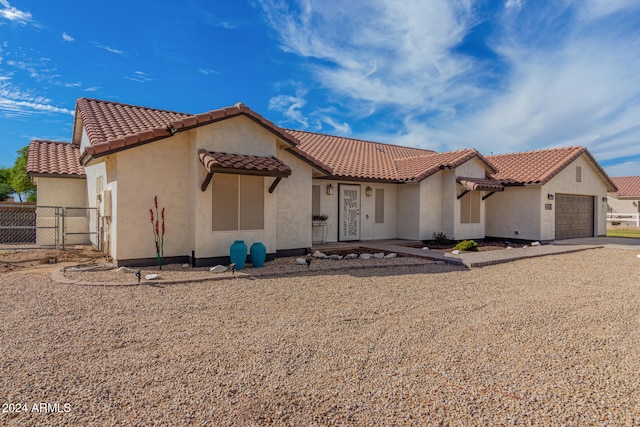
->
[[1, 248, 639, 425]]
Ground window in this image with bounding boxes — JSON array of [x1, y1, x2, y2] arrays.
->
[[312, 185, 320, 216], [212, 174, 264, 231], [576, 166, 582, 182], [460, 191, 480, 223], [375, 188, 384, 223]]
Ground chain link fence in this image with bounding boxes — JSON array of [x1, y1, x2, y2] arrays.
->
[[0, 204, 98, 250]]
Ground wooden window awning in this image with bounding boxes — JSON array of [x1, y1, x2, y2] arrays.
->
[[198, 149, 292, 192]]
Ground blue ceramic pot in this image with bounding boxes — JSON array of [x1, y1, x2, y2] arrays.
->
[[250, 242, 267, 268], [229, 240, 247, 270]]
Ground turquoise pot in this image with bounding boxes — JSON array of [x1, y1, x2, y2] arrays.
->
[[229, 240, 247, 270], [250, 242, 267, 268]]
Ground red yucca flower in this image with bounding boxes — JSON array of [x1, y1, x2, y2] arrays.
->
[[154, 196, 158, 209], [150, 209, 154, 223], [161, 207, 165, 220], [155, 219, 159, 235]]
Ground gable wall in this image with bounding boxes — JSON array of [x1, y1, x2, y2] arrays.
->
[[541, 154, 610, 239], [114, 132, 193, 262], [607, 197, 640, 214]]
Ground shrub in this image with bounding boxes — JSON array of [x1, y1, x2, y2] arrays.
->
[[312, 214, 328, 221], [431, 231, 451, 246], [455, 240, 479, 251]]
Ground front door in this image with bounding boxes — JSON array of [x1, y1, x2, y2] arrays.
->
[[339, 184, 361, 241]]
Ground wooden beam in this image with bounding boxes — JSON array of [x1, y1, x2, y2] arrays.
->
[[482, 191, 496, 200], [457, 189, 470, 200], [200, 171, 214, 192], [268, 177, 283, 193]]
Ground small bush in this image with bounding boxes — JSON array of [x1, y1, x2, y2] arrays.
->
[[455, 240, 479, 251], [431, 232, 451, 246]]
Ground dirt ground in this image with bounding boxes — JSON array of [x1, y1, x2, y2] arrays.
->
[[0, 246, 107, 274]]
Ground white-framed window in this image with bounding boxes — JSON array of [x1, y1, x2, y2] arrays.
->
[[212, 174, 264, 231]]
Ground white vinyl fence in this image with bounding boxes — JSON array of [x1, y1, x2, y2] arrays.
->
[[607, 213, 640, 227]]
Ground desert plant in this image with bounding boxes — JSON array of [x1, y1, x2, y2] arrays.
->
[[432, 231, 451, 246], [149, 196, 165, 269], [312, 214, 328, 221], [455, 240, 479, 251]]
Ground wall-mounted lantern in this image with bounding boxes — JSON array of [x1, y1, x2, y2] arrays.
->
[[602, 196, 608, 202], [326, 184, 334, 195], [366, 186, 373, 197], [547, 193, 555, 200]]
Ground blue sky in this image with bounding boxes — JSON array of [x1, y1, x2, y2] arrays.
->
[[1, 0, 639, 177]]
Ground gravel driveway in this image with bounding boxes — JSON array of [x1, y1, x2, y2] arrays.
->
[[1, 248, 639, 425]]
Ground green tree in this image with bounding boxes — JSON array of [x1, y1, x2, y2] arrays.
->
[[0, 166, 14, 201], [10, 146, 37, 202]]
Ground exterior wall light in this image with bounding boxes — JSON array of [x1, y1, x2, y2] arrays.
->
[[602, 196, 608, 202], [326, 184, 334, 195], [547, 193, 554, 200], [366, 186, 373, 197]]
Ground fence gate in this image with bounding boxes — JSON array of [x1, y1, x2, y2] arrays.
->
[[0, 204, 99, 250]]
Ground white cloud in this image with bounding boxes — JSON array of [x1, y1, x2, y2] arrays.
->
[[0, 83, 73, 117], [320, 116, 351, 135], [259, 0, 474, 114], [125, 71, 152, 83], [62, 32, 74, 42], [198, 68, 219, 76], [91, 42, 125, 55], [269, 94, 308, 128], [260, 0, 640, 174], [0, 0, 32, 25]]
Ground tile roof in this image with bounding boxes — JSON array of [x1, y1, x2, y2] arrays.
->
[[76, 98, 299, 161], [27, 140, 85, 177], [609, 176, 640, 197], [287, 130, 492, 182], [488, 146, 617, 191], [198, 149, 292, 177], [457, 177, 504, 192]]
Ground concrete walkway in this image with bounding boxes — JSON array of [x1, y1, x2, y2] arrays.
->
[[342, 237, 640, 268]]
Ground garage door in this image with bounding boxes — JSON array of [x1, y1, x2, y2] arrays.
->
[[555, 194, 594, 239]]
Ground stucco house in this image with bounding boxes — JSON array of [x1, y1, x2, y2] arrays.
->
[[607, 176, 640, 226], [486, 147, 616, 240], [608, 176, 640, 214], [26, 98, 616, 266]]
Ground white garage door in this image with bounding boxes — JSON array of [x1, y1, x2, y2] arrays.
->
[[555, 194, 594, 240]]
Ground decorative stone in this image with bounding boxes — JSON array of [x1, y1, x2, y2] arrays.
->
[[422, 247, 430, 250], [344, 253, 358, 259], [359, 253, 372, 260], [384, 253, 397, 259], [506, 246, 513, 250], [313, 251, 328, 259], [328, 254, 343, 260], [209, 265, 227, 273], [296, 258, 308, 265], [116, 267, 134, 273], [144, 274, 160, 280], [531, 241, 541, 246], [523, 245, 528, 248], [451, 250, 461, 254], [182, 263, 191, 268], [373, 252, 385, 259]]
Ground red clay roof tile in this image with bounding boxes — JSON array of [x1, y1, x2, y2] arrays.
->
[[27, 140, 85, 177], [198, 149, 292, 177], [488, 146, 616, 191], [610, 176, 640, 197], [77, 99, 299, 162]]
